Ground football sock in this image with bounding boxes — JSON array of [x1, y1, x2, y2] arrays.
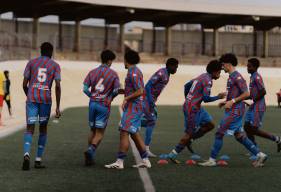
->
[[36, 133, 47, 160], [145, 125, 154, 146], [210, 137, 223, 159], [87, 144, 97, 158], [23, 132, 33, 156], [175, 143, 185, 154], [139, 150, 148, 159], [236, 136, 259, 156], [117, 152, 127, 160]]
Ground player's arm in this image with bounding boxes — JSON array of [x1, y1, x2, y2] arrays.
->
[[202, 80, 226, 103], [83, 84, 91, 97], [22, 78, 29, 96], [125, 88, 144, 101], [145, 81, 155, 107], [112, 76, 124, 98], [55, 79, 61, 118], [253, 77, 266, 102]]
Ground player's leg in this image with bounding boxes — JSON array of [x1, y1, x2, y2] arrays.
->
[[34, 103, 51, 168], [199, 112, 231, 167], [244, 109, 257, 146], [168, 108, 195, 162], [22, 102, 38, 170], [131, 132, 151, 168], [85, 102, 110, 166], [105, 130, 129, 169], [234, 131, 267, 167], [143, 105, 157, 157]]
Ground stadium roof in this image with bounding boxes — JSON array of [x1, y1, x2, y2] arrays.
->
[[1, 0, 281, 30]]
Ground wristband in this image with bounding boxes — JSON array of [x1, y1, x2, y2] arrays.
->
[[232, 98, 236, 103]]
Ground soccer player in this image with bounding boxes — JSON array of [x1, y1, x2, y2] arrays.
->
[[0, 70, 5, 126], [199, 53, 267, 167], [4, 70, 12, 116], [166, 60, 226, 162], [105, 50, 151, 169], [22, 42, 61, 170], [83, 50, 124, 166], [142, 58, 178, 157], [244, 58, 281, 154]]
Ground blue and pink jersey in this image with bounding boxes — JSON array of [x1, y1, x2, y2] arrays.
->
[[23, 56, 61, 104], [83, 64, 120, 107], [145, 68, 170, 105], [249, 72, 266, 111], [226, 71, 248, 114], [124, 66, 144, 113], [184, 73, 213, 112]]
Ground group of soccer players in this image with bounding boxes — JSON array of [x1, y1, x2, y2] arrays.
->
[[21, 42, 280, 170]]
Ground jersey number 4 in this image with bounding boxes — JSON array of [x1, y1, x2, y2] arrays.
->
[[37, 68, 47, 83], [95, 78, 105, 92]]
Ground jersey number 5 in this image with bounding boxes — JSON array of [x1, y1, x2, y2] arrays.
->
[[95, 78, 105, 92], [37, 68, 47, 83]]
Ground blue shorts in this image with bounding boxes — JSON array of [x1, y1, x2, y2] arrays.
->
[[26, 102, 51, 125], [141, 100, 157, 128], [245, 109, 264, 128], [184, 107, 212, 134], [119, 107, 143, 134], [89, 101, 110, 129], [218, 111, 244, 136]]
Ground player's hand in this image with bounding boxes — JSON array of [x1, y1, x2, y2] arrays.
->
[[224, 100, 234, 109], [55, 108, 61, 118], [118, 88, 125, 94], [122, 99, 127, 111], [217, 92, 227, 99], [218, 101, 226, 108]]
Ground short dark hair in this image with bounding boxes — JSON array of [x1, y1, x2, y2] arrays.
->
[[166, 58, 179, 67], [206, 60, 222, 73], [124, 50, 140, 65], [101, 49, 116, 63], [219, 53, 238, 66], [248, 58, 260, 69], [4, 70, 9, 78], [40, 42, 53, 57]]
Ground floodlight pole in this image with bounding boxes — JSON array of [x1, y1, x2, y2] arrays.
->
[[32, 17, 39, 50], [165, 25, 172, 56], [73, 19, 81, 53]]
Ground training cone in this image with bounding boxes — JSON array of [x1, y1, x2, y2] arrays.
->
[[157, 159, 169, 165], [217, 160, 228, 166], [191, 154, 201, 161], [185, 159, 196, 166]]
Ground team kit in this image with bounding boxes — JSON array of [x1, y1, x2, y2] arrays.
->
[[21, 42, 281, 170]]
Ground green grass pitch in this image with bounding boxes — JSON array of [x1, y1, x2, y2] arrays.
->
[[0, 106, 280, 192]]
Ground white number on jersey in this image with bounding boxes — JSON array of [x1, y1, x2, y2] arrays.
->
[[37, 68, 47, 83], [95, 78, 105, 92]]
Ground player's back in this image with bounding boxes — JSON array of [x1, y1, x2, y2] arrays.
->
[[249, 72, 266, 111], [24, 56, 61, 104], [185, 73, 212, 111], [145, 68, 169, 103], [84, 64, 119, 106]]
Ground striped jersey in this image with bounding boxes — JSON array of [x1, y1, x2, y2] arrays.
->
[[124, 66, 144, 113], [83, 64, 120, 107], [23, 56, 61, 104], [145, 68, 170, 104], [249, 72, 266, 111], [226, 71, 248, 114], [184, 73, 212, 112]]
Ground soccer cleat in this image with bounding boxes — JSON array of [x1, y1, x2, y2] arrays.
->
[[147, 150, 157, 158], [105, 160, 124, 169], [22, 155, 30, 171], [133, 159, 151, 168], [198, 159, 217, 167], [168, 152, 180, 164], [84, 151, 94, 166], [34, 161, 46, 169], [253, 152, 267, 167]]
